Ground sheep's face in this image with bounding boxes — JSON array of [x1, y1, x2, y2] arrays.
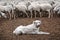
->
[[0, 12, 7, 18], [33, 20, 41, 26], [3, 15, 7, 18]]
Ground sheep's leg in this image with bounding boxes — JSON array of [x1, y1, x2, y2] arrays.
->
[[12, 10, 15, 19], [6, 12, 9, 19], [13, 12, 15, 19], [30, 10, 33, 18], [34, 10, 36, 18], [12, 10, 13, 18], [13, 11, 16, 19], [51, 13, 53, 18], [14, 14, 15, 19], [48, 11, 51, 18], [9, 11, 11, 20], [39, 12, 42, 17], [51, 10, 53, 18], [24, 11, 29, 18]]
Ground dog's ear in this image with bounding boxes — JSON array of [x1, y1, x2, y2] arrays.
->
[[33, 21, 37, 25]]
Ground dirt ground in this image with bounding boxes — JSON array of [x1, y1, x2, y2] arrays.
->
[[0, 17, 60, 40]]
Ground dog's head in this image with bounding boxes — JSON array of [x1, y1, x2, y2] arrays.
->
[[33, 20, 41, 26]]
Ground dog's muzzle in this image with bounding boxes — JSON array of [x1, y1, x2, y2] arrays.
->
[[37, 25, 40, 28]]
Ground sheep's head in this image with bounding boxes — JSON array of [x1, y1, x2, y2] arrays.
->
[[0, 12, 7, 18], [33, 20, 41, 27], [49, 1, 55, 6]]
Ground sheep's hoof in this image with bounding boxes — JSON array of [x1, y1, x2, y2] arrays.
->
[[9, 18, 12, 20], [31, 17, 32, 18], [48, 17, 50, 18], [40, 15, 42, 17]]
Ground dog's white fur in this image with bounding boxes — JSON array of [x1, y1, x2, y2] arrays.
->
[[13, 20, 50, 35]]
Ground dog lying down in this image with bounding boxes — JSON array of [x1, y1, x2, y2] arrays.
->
[[13, 20, 50, 35]]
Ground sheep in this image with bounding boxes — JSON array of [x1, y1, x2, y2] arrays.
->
[[28, 1, 54, 18], [8, 2, 17, 19], [49, 1, 59, 17], [13, 20, 50, 35], [28, 1, 41, 18], [14, 1, 29, 18], [0, 3, 14, 20], [39, 3, 52, 18], [53, 4, 60, 13], [53, 4, 60, 17], [0, 1, 7, 6]]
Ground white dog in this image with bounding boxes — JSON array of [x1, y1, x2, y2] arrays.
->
[[13, 20, 50, 35]]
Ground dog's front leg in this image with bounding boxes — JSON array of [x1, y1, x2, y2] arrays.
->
[[37, 31, 50, 34], [37, 27, 40, 31]]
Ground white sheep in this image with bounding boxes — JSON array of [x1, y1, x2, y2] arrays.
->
[[8, 2, 17, 19], [0, 4, 14, 20], [28, 1, 41, 18], [53, 4, 60, 15], [53, 5, 60, 12], [13, 20, 50, 35], [52, 1, 60, 10], [39, 3, 52, 18], [28, 1, 53, 18], [36, 1, 55, 18], [14, 1, 29, 18]]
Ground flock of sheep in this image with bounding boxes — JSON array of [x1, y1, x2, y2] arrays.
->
[[0, 0, 60, 20]]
